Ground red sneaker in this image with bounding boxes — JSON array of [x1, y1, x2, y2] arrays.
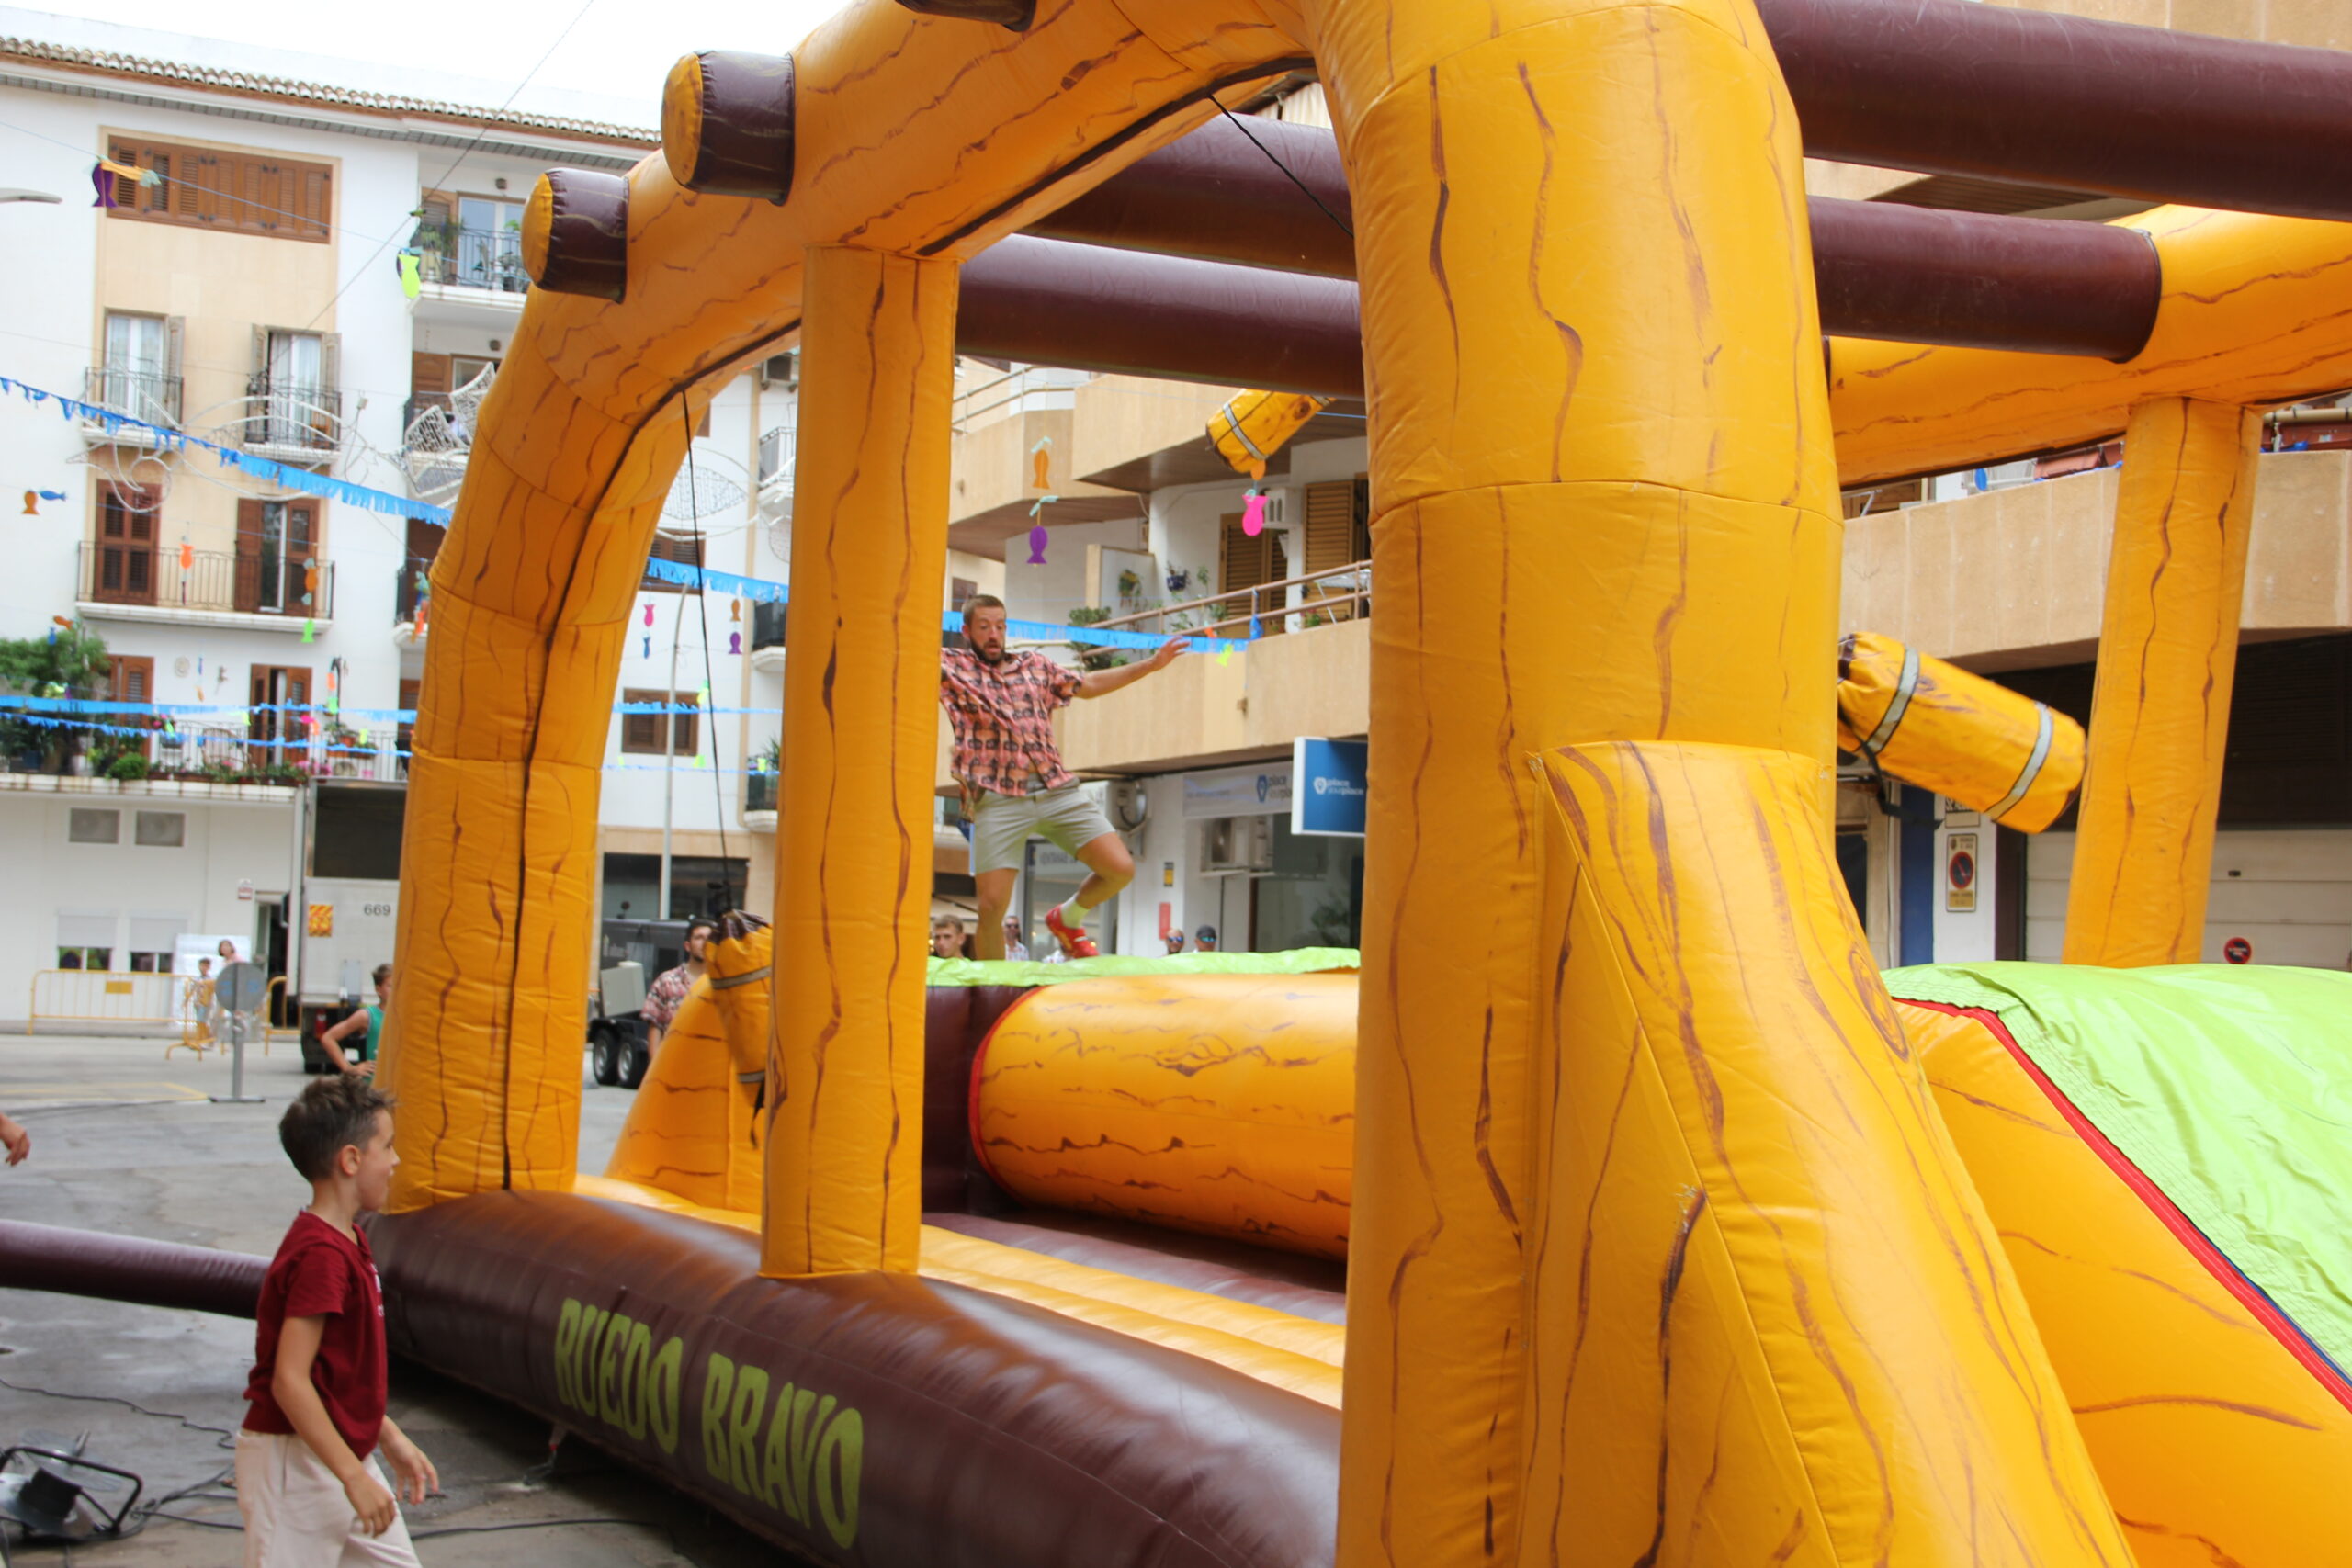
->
[[1044, 905, 1099, 958]]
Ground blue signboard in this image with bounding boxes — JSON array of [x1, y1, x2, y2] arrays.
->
[[1290, 737, 1367, 837]]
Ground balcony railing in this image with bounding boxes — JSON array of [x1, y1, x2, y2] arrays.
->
[[744, 769, 779, 814], [6, 719, 404, 784], [758, 423, 796, 489], [1081, 558, 1372, 646], [752, 600, 787, 651], [79, 543, 335, 620], [414, 224, 528, 294], [80, 365, 182, 429], [239, 373, 342, 454]]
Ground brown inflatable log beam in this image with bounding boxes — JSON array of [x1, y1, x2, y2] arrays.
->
[[1031, 118, 2159, 360], [373, 1191, 1340, 1568], [1023, 0, 2352, 241], [0, 1218, 266, 1319], [958, 220, 2154, 400], [1764, 0, 2352, 223]]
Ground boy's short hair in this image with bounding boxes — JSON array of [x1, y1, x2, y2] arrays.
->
[[370, 963, 392, 987], [279, 1076, 396, 1182]]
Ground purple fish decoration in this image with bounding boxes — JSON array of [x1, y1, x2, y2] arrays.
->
[[1026, 523, 1048, 566]]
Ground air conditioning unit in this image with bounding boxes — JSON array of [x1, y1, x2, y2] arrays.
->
[[1201, 813, 1273, 874], [1107, 777, 1148, 833], [760, 352, 798, 389]]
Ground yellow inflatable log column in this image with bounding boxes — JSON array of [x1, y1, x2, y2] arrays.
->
[[1525, 745, 2131, 1563], [971, 974, 1355, 1258], [384, 365, 695, 1212], [1901, 1000, 2352, 1567], [766, 246, 956, 1278], [604, 983, 762, 1212], [1209, 389, 1332, 479], [1313, 2, 1842, 1561], [2064, 398, 2259, 966], [701, 913, 774, 1113], [1838, 629, 2086, 831]]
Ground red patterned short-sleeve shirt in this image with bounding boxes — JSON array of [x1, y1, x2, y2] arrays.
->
[[939, 648, 1081, 798]]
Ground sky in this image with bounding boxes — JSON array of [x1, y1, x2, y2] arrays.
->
[[10, 0, 856, 125]]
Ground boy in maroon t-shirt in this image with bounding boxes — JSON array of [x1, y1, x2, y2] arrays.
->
[[238, 1076, 437, 1565]]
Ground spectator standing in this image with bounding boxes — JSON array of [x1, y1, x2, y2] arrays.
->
[[1002, 919, 1032, 962], [641, 919, 716, 1056], [238, 1077, 437, 1562], [1194, 924, 1220, 953], [933, 917, 969, 960], [1164, 931, 1187, 956], [319, 964, 392, 1078]]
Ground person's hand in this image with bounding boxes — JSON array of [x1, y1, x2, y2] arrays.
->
[[0, 1113, 28, 1167], [342, 1467, 398, 1536], [345, 1061, 376, 1079], [379, 1429, 440, 1506], [1151, 635, 1193, 668]]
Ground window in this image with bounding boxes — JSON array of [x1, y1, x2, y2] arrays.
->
[[99, 312, 182, 424], [642, 533, 706, 593], [451, 196, 526, 292], [129, 915, 185, 970], [252, 329, 338, 450], [620, 689, 698, 757], [58, 911, 117, 971], [135, 811, 186, 847], [69, 807, 121, 843], [247, 664, 312, 748], [108, 657, 154, 769], [57, 947, 114, 971], [103, 137, 331, 243], [234, 502, 319, 615]]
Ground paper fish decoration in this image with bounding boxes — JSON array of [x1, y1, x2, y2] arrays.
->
[[729, 632, 742, 655], [179, 541, 194, 570], [643, 603, 655, 627], [19, 491, 33, 515], [301, 618, 316, 644], [642, 635, 652, 659], [1026, 523, 1048, 566], [729, 597, 741, 622], [1030, 434, 1053, 491], [397, 251, 424, 300], [1241, 490, 1268, 537]]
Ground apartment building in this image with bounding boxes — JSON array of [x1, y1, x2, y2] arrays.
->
[[0, 13, 951, 1021], [951, 11, 2352, 968]]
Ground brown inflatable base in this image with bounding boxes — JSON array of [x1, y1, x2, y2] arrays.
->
[[370, 1190, 1339, 1568]]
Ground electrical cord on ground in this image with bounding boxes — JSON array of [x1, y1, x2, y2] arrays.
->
[[0, 1374, 236, 1450]]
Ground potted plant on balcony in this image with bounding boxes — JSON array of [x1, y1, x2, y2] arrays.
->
[[0, 622, 109, 773]]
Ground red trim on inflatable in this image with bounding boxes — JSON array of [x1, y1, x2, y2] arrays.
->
[[1908, 998, 2352, 1415]]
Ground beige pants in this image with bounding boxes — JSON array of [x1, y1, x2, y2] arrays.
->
[[235, 1430, 419, 1568]]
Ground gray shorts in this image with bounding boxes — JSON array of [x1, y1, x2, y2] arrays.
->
[[969, 784, 1115, 875]]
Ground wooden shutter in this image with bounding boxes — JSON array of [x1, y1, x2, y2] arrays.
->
[[96, 486, 157, 606], [1300, 481, 1356, 573], [412, 352, 453, 405], [234, 499, 264, 614], [320, 333, 342, 404], [1218, 514, 1287, 635], [621, 688, 662, 754], [109, 656, 153, 705], [643, 533, 706, 592]]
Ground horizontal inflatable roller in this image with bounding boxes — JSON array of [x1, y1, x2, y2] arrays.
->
[[1838, 629, 2085, 831], [972, 975, 1354, 1259]]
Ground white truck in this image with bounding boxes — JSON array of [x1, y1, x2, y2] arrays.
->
[[286, 779, 404, 1070]]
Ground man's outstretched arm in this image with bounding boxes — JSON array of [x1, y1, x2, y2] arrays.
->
[[1075, 637, 1193, 699]]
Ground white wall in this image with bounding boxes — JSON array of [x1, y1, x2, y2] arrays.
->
[[2027, 827, 2352, 968], [0, 786, 293, 1022]]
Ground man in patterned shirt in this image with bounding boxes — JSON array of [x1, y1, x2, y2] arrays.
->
[[941, 595, 1189, 959]]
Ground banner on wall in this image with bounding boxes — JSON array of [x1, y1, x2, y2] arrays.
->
[[1183, 763, 1294, 820], [1289, 737, 1367, 838]]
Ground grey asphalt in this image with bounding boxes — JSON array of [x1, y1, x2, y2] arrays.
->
[[0, 1029, 788, 1565]]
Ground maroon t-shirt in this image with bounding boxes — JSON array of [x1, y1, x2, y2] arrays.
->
[[242, 1210, 387, 1461]]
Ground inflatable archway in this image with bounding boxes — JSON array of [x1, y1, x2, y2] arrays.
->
[[341, 1, 2352, 1564]]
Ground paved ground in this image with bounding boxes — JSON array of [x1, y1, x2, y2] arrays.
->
[[0, 1029, 784, 1565]]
